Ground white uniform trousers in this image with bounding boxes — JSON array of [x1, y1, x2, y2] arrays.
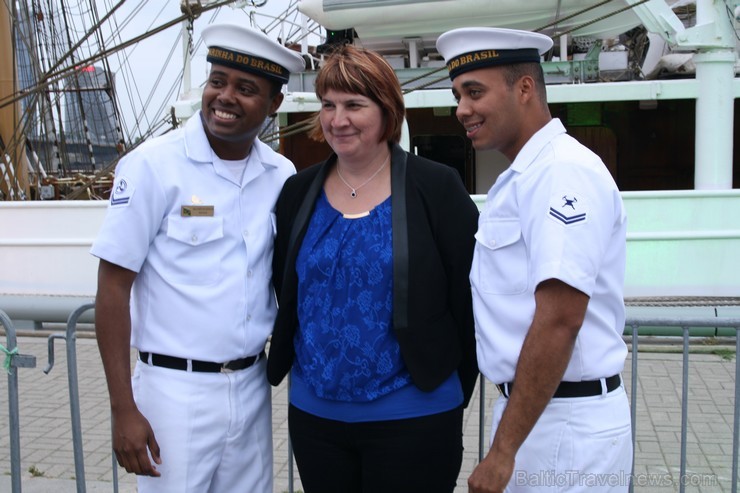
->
[[132, 358, 272, 493], [490, 386, 632, 492]]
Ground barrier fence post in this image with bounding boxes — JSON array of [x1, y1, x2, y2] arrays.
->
[[625, 317, 740, 492], [43, 302, 95, 493], [479, 378, 486, 463], [1, 309, 37, 493], [628, 322, 639, 493], [733, 327, 740, 493], [287, 373, 294, 493], [679, 325, 690, 493], [67, 303, 95, 493]]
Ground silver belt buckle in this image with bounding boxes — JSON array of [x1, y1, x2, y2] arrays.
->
[[220, 363, 235, 374]]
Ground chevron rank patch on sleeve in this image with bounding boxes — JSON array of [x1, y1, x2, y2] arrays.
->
[[548, 192, 588, 226], [110, 176, 135, 207]]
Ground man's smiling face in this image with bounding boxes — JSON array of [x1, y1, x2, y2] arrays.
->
[[200, 64, 283, 158]]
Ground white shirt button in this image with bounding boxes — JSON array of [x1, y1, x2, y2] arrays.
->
[[191, 235, 198, 243]]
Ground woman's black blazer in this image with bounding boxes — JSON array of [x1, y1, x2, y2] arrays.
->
[[267, 143, 480, 406]]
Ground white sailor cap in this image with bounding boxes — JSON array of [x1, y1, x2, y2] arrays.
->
[[436, 27, 553, 80], [202, 22, 305, 85]]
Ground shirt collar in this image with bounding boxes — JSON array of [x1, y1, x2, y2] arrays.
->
[[509, 118, 566, 174], [184, 110, 281, 170]]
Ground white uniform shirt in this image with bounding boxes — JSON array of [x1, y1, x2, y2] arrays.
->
[[471, 118, 627, 384], [91, 112, 295, 361]]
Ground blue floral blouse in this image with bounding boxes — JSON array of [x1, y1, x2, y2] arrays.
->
[[293, 191, 409, 401], [290, 191, 462, 422]]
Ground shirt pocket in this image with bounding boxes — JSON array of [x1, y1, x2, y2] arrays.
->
[[473, 218, 528, 295], [164, 216, 224, 285]]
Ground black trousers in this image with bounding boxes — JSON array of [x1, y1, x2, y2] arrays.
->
[[288, 404, 464, 493]]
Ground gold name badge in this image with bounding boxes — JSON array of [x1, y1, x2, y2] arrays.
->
[[181, 205, 215, 217]]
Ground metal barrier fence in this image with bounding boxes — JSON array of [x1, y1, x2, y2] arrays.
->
[[0, 310, 37, 493], [43, 303, 98, 493], [1, 304, 102, 493], [468, 317, 740, 493], [2, 311, 740, 492], [285, 316, 740, 493], [284, 316, 740, 493], [624, 317, 740, 493]]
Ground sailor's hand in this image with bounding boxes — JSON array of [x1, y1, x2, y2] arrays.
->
[[468, 452, 514, 493], [111, 407, 162, 477]]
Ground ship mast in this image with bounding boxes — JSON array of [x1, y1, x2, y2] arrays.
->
[[0, 1, 29, 200]]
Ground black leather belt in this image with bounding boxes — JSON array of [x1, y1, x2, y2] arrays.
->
[[497, 374, 621, 399], [139, 350, 265, 373]]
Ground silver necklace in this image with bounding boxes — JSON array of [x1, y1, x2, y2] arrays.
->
[[336, 155, 389, 198]]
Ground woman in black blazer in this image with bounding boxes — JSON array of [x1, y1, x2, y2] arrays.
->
[[267, 45, 479, 493]]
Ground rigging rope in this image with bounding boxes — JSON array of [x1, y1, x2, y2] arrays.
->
[[553, 0, 652, 38], [0, 0, 236, 111], [22, 0, 666, 198], [534, 0, 617, 33], [59, 0, 98, 170], [90, 0, 126, 152]]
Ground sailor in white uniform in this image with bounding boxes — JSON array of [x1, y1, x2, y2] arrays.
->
[[90, 22, 304, 493], [437, 27, 632, 493]]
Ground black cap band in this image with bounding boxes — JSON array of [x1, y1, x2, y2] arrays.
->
[[207, 46, 290, 84], [446, 48, 541, 80]]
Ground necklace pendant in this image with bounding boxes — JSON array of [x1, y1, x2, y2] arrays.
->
[[336, 154, 389, 200]]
